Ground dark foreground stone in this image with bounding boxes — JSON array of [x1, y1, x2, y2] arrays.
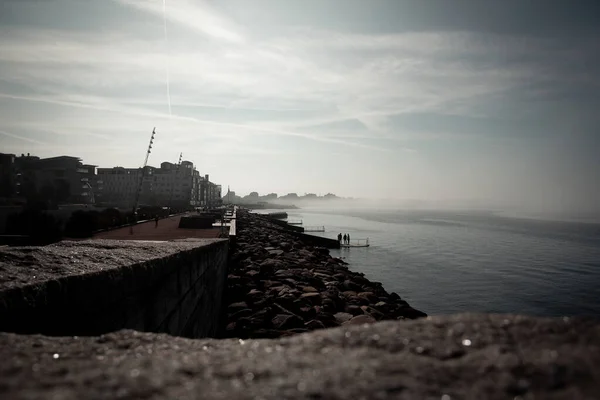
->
[[1, 314, 598, 399]]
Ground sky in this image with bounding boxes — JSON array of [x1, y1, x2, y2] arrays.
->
[[1, 0, 599, 216]]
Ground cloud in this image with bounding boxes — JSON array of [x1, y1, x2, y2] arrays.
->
[[1, 1, 598, 171], [114, 0, 245, 43], [0, 128, 47, 145]]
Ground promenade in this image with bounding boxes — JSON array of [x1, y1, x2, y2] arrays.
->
[[93, 214, 222, 241]]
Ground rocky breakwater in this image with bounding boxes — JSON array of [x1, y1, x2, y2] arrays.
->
[[223, 210, 426, 339]]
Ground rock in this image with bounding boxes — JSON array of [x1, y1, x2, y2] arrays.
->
[[260, 280, 280, 288], [345, 305, 365, 315], [334, 312, 354, 324], [399, 306, 428, 320], [304, 319, 326, 330], [360, 306, 385, 320], [281, 328, 309, 336], [259, 259, 282, 274], [299, 307, 317, 320], [302, 286, 318, 293], [321, 298, 336, 312], [343, 280, 362, 292], [246, 289, 264, 297], [316, 312, 339, 328], [300, 292, 322, 305], [229, 308, 253, 320], [313, 272, 332, 280], [225, 321, 236, 332], [349, 295, 370, 306], [343, 315, 377, 325], [245, 270, 259, 278], [357, 292, 379, 303], [228, 302, 248, 312], [389, 292, 402, 301], [271, 314, 304, 330], [314, 247, 329, 255], [268, 249, 284, 256]]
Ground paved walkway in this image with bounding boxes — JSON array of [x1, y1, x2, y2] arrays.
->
[[93, 215, 223, 241]]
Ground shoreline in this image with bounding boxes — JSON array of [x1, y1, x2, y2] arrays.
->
[[220, 209, 426, 339]]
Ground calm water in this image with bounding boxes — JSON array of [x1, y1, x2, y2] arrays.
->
[[256, 208, 600, 316]]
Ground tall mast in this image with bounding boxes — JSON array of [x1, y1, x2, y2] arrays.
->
[[132, 128, 155, 216]]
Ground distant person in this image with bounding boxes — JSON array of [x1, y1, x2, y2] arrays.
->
[[155, 215, 159, 228], [338, 233, 342, 243], [343, 234, 347, 244], [347, 233, 351, 244]]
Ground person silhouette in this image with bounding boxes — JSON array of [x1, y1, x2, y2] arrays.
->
[[338, 233, 342, 243], [343, 234, 347, 244], [347, 233, 351, 244]]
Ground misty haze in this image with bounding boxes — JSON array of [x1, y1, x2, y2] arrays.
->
[[1, 1, 600, 398]]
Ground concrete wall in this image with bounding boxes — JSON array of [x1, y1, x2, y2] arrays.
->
[[0, 239, 229, 338], [288, 231, 341, 249]]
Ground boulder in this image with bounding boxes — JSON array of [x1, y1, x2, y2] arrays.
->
[[271, 314, 304, 330], [343, 315, 377, 326], [300, 292, 322, 305], [334, 312, 354, 324], [304, 319, 326, 330]]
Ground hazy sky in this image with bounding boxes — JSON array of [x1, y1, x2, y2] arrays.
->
[[1, 0, 599, 215]]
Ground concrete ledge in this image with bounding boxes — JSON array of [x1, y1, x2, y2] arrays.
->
[[265, 217, 305, 232], [0, 239, 228, 337], [0, 313, 598, 399]]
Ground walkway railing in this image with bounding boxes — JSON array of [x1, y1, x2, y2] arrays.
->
[[287, 219, 303, 225], [342, 238, 370, 246], [304, 226, 325, 232]]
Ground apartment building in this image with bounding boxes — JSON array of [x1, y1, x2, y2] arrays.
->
[[97, 160, 221, 209], [0, 154, 99, 204]]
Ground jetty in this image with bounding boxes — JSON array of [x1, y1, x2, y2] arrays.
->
[[266, 211, 287, 219]]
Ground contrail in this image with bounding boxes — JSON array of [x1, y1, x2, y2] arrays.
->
[[162, 0, 173, 118]]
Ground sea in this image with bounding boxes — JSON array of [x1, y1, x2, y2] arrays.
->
[[254, 208, 600, 317]]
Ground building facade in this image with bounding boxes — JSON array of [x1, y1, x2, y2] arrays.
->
[[0, 154, 99, 205], [0, 151, 222, 209], [0, 153, 16, 199], [97, 160, 221, 209]]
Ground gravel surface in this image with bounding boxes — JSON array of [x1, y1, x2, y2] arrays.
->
[[1, 313, 598, 399], [0, 239, 220, 291]]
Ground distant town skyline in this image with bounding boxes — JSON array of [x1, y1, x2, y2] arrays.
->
[[1, 1, 599, 217]]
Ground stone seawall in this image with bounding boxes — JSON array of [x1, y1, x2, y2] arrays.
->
[[2, 314, 598, 399], [0, 239, 228, 338], [222, 210, 426, 339]]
